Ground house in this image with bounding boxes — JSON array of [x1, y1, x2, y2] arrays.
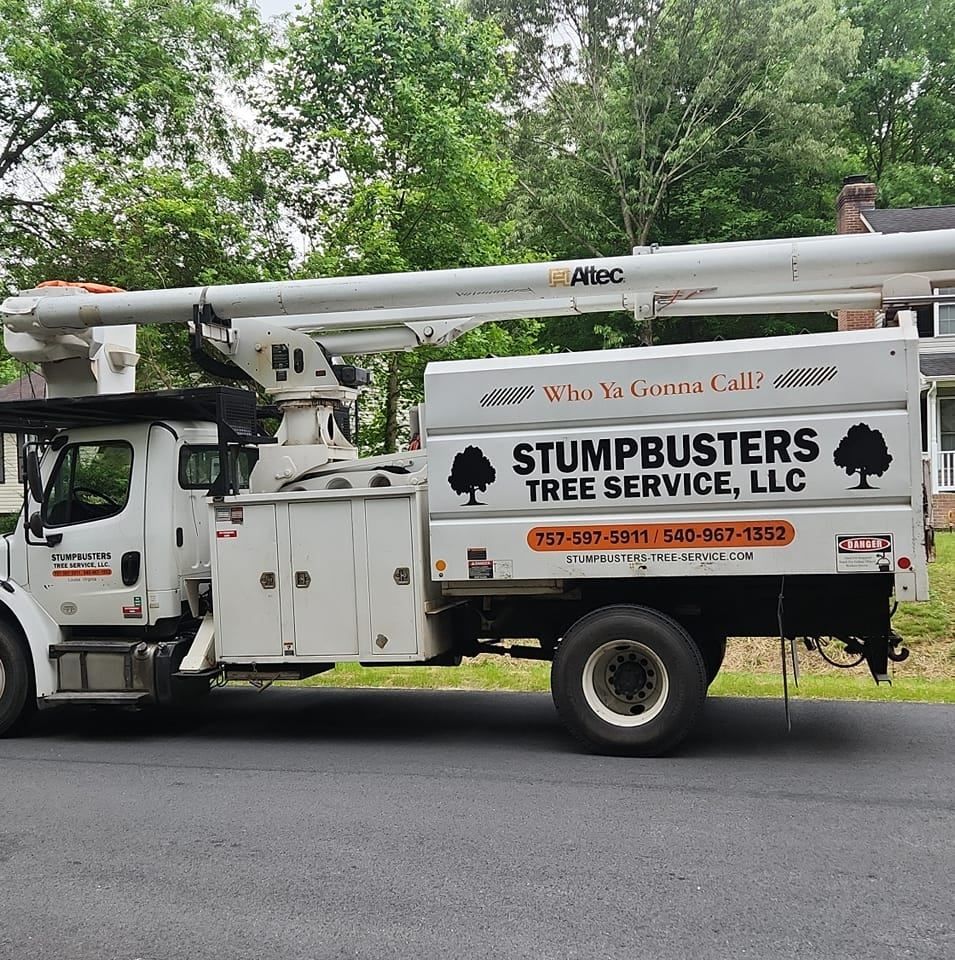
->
[[835, 176, 955, 526], [0, 372, 45, 516]]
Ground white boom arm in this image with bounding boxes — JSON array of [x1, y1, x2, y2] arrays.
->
[[3, 227, 955, 487], [5, 229, 955, 359]]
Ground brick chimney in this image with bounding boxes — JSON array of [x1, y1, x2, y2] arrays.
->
[[836, 175, 878, 331]]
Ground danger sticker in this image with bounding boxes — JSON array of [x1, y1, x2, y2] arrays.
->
[[836, 534, 894, 573], [468, 560, 493, 579], [216, 529, 238, 539], [123, 596, 143, 619]]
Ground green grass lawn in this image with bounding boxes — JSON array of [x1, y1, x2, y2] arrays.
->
[[298, 534, 955, 704], [300, 658, 955, 703], [893, 532, 955, 649]]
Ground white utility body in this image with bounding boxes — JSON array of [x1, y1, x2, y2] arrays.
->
[[0, 228, 950, 755]]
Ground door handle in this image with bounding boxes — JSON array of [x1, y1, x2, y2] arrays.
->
[[121, 551, 141, 586]]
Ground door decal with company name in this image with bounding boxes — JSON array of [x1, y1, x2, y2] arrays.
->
[[51, 551, 112, 578]]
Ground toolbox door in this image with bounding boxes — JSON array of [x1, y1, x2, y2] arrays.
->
[[288, 500, 359, 657], [213, 504, 283, 659], [365, 497, 418, 657]]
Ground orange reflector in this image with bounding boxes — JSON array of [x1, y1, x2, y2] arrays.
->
[[37, 280, 125, 293]]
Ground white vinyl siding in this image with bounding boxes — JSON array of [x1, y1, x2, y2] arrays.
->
[[0, 434, 24, 514]]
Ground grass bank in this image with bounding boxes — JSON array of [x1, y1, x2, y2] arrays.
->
[[299, 659, 955, 703]]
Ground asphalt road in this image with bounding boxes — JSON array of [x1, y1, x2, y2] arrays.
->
[[0, 688, 952, 960]]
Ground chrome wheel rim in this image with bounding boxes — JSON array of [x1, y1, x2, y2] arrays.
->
[[582, 640, 669, 727], [0, 658, 6, 700]]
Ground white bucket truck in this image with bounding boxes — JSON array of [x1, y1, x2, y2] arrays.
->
[[0, 228, 949, 754]]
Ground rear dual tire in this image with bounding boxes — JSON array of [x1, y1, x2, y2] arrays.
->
[[551, 605, 707, 757]]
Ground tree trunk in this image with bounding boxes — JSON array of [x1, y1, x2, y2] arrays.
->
[[384, 354, 401, 453]]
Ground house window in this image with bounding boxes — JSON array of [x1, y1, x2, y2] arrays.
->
[[0, 435, 5, 484], [940, 398, 955, 450], [935, 288, 955, 336]]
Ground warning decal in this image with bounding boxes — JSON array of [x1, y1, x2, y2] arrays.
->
[[123, 596, 144, 619], [836, 534, 894, 573]]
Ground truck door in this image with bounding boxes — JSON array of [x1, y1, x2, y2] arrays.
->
[[27, 427, 147, 627]]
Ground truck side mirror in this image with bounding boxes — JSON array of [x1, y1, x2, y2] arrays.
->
[[27, 510, 61, 548], [25, 449, 43, 503], [28, 511, 44, 540]]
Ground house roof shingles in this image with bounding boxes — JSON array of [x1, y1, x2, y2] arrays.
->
[[863, 206, 955, 234], [920, 354, 955, 378], [0, 372, 46, 402]]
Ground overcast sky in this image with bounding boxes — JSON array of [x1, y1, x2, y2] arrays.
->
[[256, 0, 298, 17]]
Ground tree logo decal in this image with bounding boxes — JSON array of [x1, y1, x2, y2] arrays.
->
[[448, 445, 497, 505], [833, 423, 893, 489]]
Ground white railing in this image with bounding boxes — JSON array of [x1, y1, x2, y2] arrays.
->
[[937, 450, 955, 491]]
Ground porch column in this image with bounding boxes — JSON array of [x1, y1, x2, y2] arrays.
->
[[927, 381, 938, 494]]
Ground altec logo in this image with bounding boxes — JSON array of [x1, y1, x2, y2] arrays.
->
[[838, 536, 891, 552], [549, 265, 625, 287]]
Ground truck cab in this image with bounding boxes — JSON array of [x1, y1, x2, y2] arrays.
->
[[0, 387, 263, 713], [9, 421, 224, 630]]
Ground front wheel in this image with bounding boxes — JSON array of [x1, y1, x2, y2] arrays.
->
[[0, 622, 34, 738], [551, 605, 706, 756]]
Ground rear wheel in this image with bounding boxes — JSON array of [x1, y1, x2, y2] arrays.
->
[[0, 622, 34, 738], [551, 605, 706, 756]]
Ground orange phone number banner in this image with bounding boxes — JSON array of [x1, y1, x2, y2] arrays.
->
[[527, 520, 795, 552]]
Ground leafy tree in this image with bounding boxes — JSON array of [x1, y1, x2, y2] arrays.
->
[[833, 423, 893, 489], [448, 444, 497, 505], [357, 321, 540, 452], [842, 0, 955, 205], [11, 156, 293, 389], [0, 0, 267, 276], [262, 0, 538, 453], [477, 0, 860, 345]]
